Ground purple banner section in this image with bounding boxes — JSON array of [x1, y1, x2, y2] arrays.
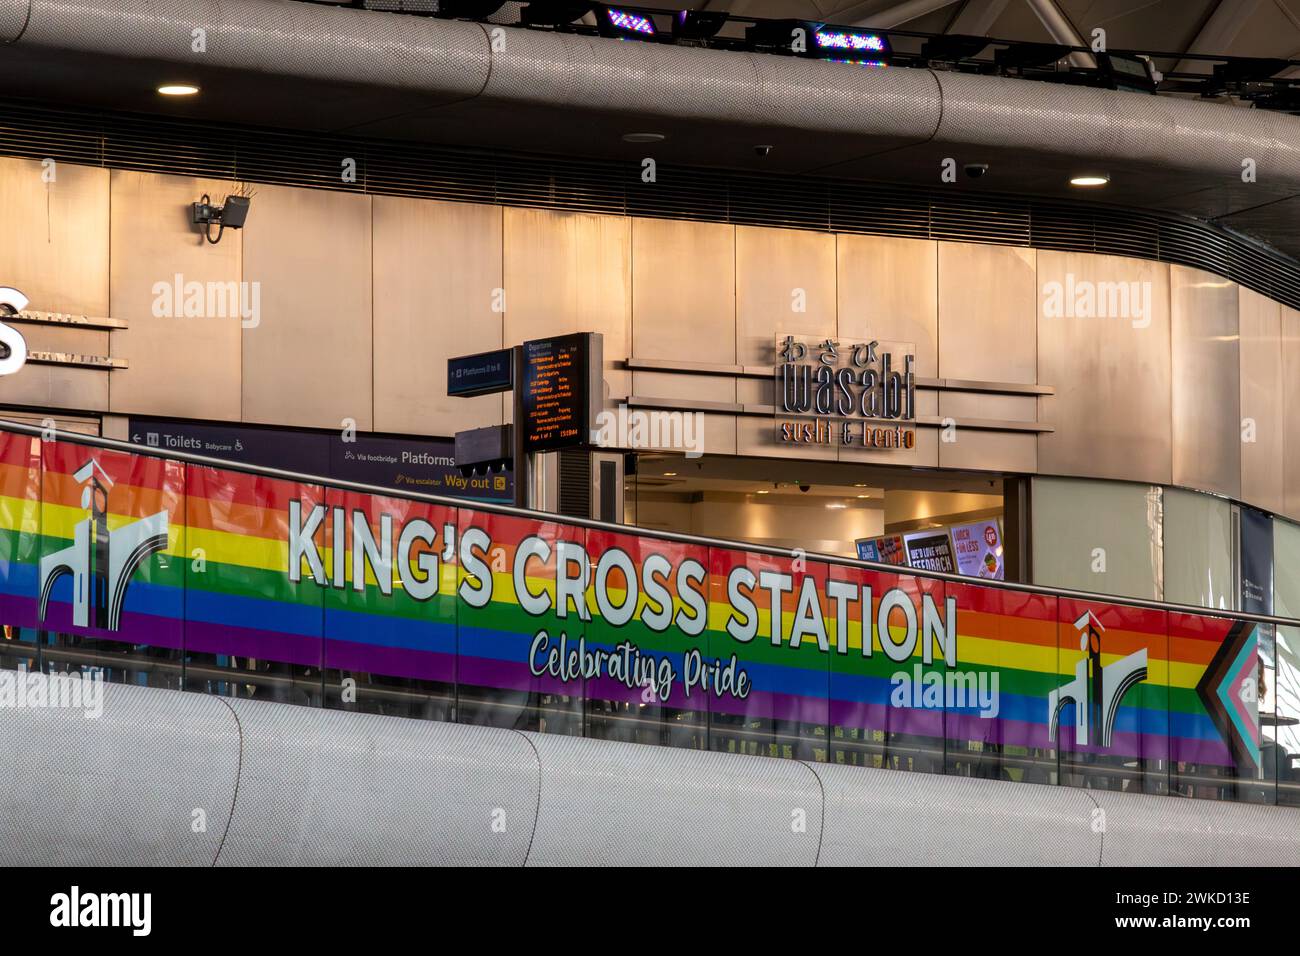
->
[[128, 418, 328, 475], [828, 698, 947, 738], [185, 620, 321, 668], [40, 603, 184, 651], [323, 640, 454, 684], [328, 432, 511, 502], [458, 653, 579, 698]]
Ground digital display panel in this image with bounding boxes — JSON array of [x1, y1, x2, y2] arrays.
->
[[520, 333, 593, 452]]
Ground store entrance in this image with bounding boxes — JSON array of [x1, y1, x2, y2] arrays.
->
[[625, 453, 1013, 582]]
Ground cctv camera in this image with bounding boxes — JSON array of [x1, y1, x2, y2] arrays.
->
[[754, 145, 774, 157], [964, 163, 990, 179], [799, 484, 811, 493]]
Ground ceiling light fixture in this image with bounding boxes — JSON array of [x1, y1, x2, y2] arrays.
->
[[1069, 173, 1110, 187], [158, 84, 199, 96], [622, 132, 665, 143]]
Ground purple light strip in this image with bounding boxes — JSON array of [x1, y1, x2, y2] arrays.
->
[[815, 30, 886, 53], [607, 9, 655, 35]]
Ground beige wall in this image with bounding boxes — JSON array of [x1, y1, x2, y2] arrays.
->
[[1036, 251, 1172, 486], [1170, 265, 1239, 499], [373, 197, 503, 435], [936, 243, 1037, 474], [241, 184, 374, 431], [1240, 288, 1285, 514], [0, 158, 109, 411], [631, 217, 737, 456], [0, 157, 1297, 520], [109, 170, 243, 421]]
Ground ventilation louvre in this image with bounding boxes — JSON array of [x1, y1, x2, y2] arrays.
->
[[0, 99, 1296, 310]]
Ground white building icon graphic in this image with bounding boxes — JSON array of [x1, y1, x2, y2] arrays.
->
[[1048, 610, 1149, 748], [37, 458, 169, 631]]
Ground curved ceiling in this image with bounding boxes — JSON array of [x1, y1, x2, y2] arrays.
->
[[3, 0, 1300, 258]]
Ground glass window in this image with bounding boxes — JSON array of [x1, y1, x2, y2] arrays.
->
[[1056, 598, 1168, 795], [321, 489, 456, 722], [708, 547, 829, 762], [454, 511, 582, 736], [1031, 477, 1162, 602], [182, 467, 323, 707], [943, 582, 1058, 785], [39, 441, 184, 691], [582, 528, 707, 750], [1272, 518, 1300, 806], [827, 564, 945, 775], [1162, 488, 1233, 610]]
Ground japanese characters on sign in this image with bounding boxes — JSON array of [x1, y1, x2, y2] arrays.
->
[[774, 334, 917, 449]]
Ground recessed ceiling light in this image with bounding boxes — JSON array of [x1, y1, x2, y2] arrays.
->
[[826, 502, 847, 509], [663, 472, 677, 477], [857, 494, 870, 499], [853, 483, 868, 487], [756, 490, 769, 495], [1069, 173, 1109, 187], [158, 84, 199, 96], [622, 132, 665, 144]]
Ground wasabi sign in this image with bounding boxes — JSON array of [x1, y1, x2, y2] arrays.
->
[[774, 334, 917, 450]]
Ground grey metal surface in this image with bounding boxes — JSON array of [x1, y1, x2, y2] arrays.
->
[[6, 0, 1300, 186], [810, 761, 1102, 866], [1093, 788, 1300, 866], [522, 732, 823, 866], [217, 696, 538, 866], [2, 678, 1299, 865], [0, 0, 29, 43], [16, 0, 489, 98], [0, 678, 238, 866]]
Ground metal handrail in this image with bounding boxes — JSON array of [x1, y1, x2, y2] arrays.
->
[[7, 418, 1300, 631]]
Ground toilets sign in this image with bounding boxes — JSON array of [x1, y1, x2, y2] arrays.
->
[[0, 286, 29, 375]]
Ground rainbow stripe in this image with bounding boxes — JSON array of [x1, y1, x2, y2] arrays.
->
[[0, 430, 1254, 773]]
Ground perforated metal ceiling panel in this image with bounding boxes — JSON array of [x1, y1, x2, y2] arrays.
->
[[0, 679, 238, 866], [1, 98, 1297, 310], [217, 697, 539, 867], [3, 680, 1299, 866], [522, 732, 824, 867]]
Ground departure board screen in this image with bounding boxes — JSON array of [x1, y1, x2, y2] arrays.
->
[[520, 333, 591, 452]]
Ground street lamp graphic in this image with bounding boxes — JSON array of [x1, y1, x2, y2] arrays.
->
[[1047, 610, 1148, 748]]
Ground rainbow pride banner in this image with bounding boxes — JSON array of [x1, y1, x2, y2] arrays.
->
[[0, 429, 1262, 778]]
